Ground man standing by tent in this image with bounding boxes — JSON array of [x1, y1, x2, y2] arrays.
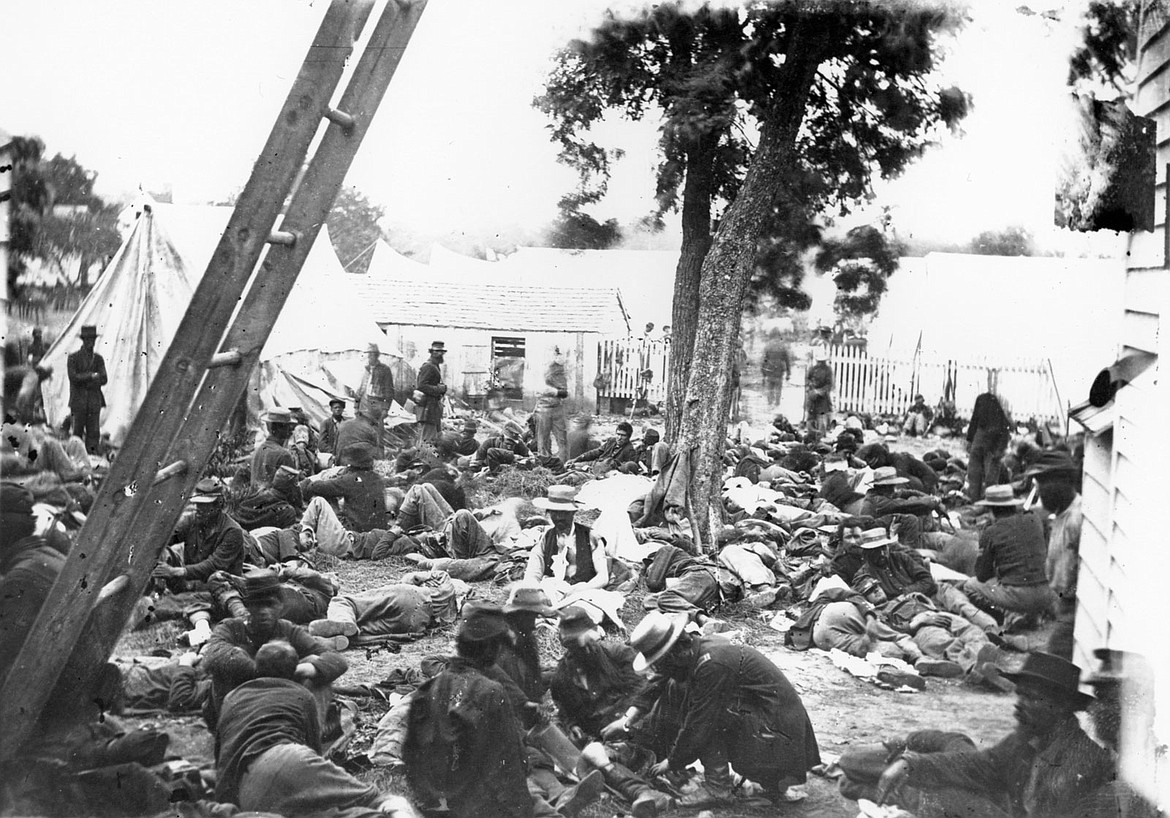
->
[[67, 325, 107, 454], [355, 343, 394, 414], [416, 341, 447, 443]]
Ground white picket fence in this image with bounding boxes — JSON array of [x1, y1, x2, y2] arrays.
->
[[829, 344, 1065, 424], [596, 337, 670, 403]]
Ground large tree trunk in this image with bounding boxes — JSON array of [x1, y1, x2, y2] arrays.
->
[[676, 28, 827, 552], [664, 133, 717, 445]]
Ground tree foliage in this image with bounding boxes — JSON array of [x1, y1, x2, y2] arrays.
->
[[967, 225, 1034, 256], [1068, 0, 1139, 98], [326, 186, 385, 274], [543, 210, 622, 249], [539, 1, 968, 549], [815, 224, 904, 319], [7, 137, 53, 300]]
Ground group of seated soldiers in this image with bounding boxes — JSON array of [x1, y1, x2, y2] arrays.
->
[[0, 401, 1151, 818]]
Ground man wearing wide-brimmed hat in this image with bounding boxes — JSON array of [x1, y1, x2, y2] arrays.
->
[[66, 324, 108, 454], [404, 602, 532, 818], [300, 441, 387, 535], [607, 610, 820, 808], [355, 342, 395, 414], [152, 478, 246, 590], [495, 585, 557, 704], [251, 408, 296, 490], [1025, 450, 1082, 660], [524, 485, 608, 589], [961, 485, 1055, 623], [415, 341, 448, 443], [875, 651, 1113, 817], [852, 525, 936, 600], [859, 465, 943, 525]]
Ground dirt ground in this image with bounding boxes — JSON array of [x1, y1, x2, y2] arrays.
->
[[113, 378, 1043, 818]]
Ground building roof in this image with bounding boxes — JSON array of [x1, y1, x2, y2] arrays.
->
[[347, 274, 629, 334]]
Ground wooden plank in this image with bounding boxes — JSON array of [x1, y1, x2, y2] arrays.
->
[[1120, 309, 1160, 351], [0, 0, 384, 760], [1124, 267, 1170, 315]]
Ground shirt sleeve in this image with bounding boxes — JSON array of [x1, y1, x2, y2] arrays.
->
[[184, 526, 245, 583], [585, 533, 609, 589], [974, 529, 995, 582], [669, 656, 735, 768], [288, 624, 349, 683], [523, 542, 546, 583], [904, 734, 1019, 796], [898, 551, 937, 597]]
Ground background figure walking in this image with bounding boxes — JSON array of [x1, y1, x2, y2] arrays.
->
[[535, 348, 569, 458], [762, 332, 791, 408], [66, 324, 107, 454], [966, 382, 1011, 502], [415, 341, 448, 444], [804, 348, 833, 432]]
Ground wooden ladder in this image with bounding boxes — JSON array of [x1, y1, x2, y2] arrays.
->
[[0, 0, 428, 760]]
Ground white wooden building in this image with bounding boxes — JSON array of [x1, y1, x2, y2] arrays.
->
[[1068, 3, 1170, 807]]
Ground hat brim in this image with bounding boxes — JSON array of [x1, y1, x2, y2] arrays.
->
[[505, 603, 557, 617], [1000, 670, 1094, 707], [974, 498, 1024, 507], [632, 615, 686, 674], [859, 537, 897, 549], [871, 477, 909, 486], [1023, 465, 1079, 478], [190, 495, 223, 504], [533, 498, 582, 511]]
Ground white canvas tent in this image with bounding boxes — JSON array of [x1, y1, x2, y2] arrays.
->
[[864, 252, 1125, 410], [42, 201, 389, 443]]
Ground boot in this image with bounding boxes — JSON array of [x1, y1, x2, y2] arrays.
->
[[553, 769, 606, 817], [315, 635, 350, 652], [310, 618, 358, 638], [630, 790, 672, 818], [677, 764, 736, 807], [916, 658, 964, 678]]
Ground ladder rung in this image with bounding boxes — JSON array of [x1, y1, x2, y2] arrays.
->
[[96, 575, 131, 603], [152, 460, 188, 486], [209, 349, 243, 368], [268, 230, 297, 246], [325, 107, 356, 132]]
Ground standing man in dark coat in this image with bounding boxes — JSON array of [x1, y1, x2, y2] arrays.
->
[[404, 604, 533, 818], [805, 348, 834, 432], [761, 333, 791, 408], [355, 343, 394, 414], [966, 389, 1012, 502], [416, 341, 448, 443], [612, 611, 821, 808], [67, 324, 108, 454]]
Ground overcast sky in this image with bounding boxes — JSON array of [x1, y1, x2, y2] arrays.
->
[[1, 0, 1115, 252]]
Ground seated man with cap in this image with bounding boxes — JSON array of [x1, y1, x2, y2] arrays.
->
[[525, 486, 609, 590], [300, 442, 387, 535], [473, 421, 533, 473], [961, 485, 1055, 625], [251, 409, 296, 490], [150, 477, 249, 641], [606, 611, 821, 808], [632, 428, 670, 477], [404, 603, 534, 818], [818, 454, 866, 515], [872, 651, 1114, 817], [214, 639, 409, 815], [436, 418, 481, 464], [307, 569, 460, 649], [201, 570, 348, 728], [317, 397, 346, 459], [859, 466, 944, 544]]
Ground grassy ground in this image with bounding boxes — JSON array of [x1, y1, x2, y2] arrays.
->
[[112, 385, 1032, 818]]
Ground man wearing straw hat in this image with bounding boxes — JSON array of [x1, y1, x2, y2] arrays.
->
[[252, 408, 296, 490], [875, 651, 1113, 817], [961, 485, 1055, 624], [66, 324, 107, 454], [606, 611, 820, 808], [851, 526, 937, 600], [525, 485, 608, 589]]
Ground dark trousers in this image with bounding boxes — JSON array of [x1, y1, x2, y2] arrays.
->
[[966, 430, 1006, 502], [73, 406, 101, 454]]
